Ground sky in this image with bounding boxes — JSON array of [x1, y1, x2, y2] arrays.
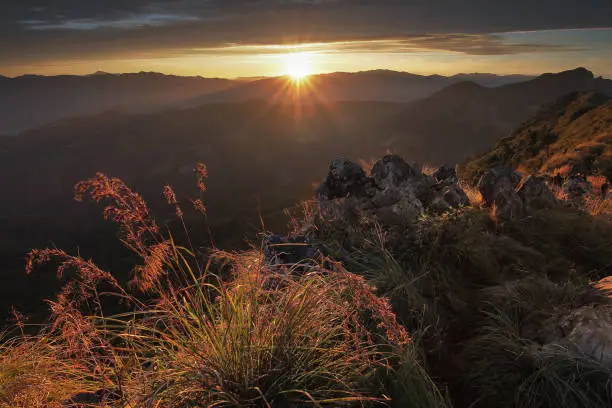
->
[[2, 0, 612, 78]]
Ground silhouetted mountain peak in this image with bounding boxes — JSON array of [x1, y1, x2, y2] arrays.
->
[[538, 67, 594, 81]]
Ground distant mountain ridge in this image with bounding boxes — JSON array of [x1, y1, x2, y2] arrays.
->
[[0, 72, 236, 134], [178, 70, 535, 108], [0, 69, 538, 134]]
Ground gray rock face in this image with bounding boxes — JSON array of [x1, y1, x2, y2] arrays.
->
[[516, 175, 559, 210], [371, 154, 418, 188]]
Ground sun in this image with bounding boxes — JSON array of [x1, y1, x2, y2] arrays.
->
[[282, 52, 312, 81]]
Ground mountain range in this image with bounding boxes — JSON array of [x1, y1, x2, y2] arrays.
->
[[177, 70, 535, 108], [0, 70, 534, 134], [0, 72, 234, 134]]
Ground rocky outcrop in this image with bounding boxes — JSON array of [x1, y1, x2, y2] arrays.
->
[[476, 166, 559, 221], [477, 166, 522, 207], [316, 155, 471, 228]]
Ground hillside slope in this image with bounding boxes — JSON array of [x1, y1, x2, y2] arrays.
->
[[460, 91, 612, 182], [384, 68, 612, 164]]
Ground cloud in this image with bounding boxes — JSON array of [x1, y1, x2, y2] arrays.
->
[[184, 34, 580, 57], [0, 1, 610, 69], [20, 14, 202, 31]]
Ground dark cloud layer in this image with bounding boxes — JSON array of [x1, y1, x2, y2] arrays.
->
[[1, 1, 611, 66]]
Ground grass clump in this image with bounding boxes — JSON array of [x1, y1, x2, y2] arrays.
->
[[0, 335, 103, 407], [0, 170, 450, 407]]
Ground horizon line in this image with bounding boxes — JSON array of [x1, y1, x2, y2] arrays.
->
[[1, 66, 609, 80]]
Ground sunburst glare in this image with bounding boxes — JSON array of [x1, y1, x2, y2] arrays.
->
[[282, 52, 313, 81]]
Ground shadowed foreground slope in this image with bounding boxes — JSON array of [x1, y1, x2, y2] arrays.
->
[[2, 153, 612, 407]]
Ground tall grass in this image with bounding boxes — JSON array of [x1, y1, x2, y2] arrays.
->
[[0, 169, 449, 407]]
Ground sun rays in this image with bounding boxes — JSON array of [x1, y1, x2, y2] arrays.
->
[[282, 52, 314, 82]]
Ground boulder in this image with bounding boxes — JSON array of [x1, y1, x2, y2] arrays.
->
[[433, 165, 458, 185], [516, 175, 559, 209], [560, 306, 612, 366], [526, 306, 612, 367], [374, 187, 424, 224], [371, 154, 418, 189], [442, 185, 471, 209], [477, 166, 522, 207], [316, 158, 373, 200], [477, 166, 525, 221]]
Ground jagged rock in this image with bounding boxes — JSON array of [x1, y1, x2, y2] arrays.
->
[[371, 154, 418, 188], [433, 165, 458, 185], [442, 185, 471, 208], [477, 166, 522, 207], [516, 175, 559, 209], [263, 235, 324, 268], [316, 155, 471, 228], [317, 158, 374, 200]]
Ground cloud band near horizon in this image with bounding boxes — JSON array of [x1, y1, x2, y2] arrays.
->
[[2, 1, 611, 77]]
